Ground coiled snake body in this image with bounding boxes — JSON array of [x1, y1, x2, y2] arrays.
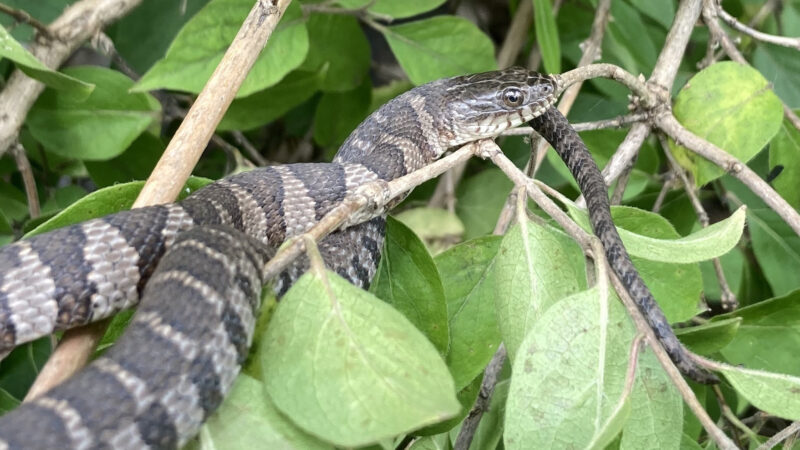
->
[[0, 68, 714, 449]]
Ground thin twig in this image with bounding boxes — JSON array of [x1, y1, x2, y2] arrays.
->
[[0, 0, 144, 158], [231, 130, 268, 166], [0, 2, 54, 40], [756, 421, 800, 450], [453, 345, 507, 450], [25, 0, 293, 400], [717, 6, 800, 50], [10, 142, 39, 219], [713, 384, 761, 445], [502, 112, 651, 136]]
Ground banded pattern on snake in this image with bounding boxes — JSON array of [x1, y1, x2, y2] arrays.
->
[[0, 68, 715, 449]]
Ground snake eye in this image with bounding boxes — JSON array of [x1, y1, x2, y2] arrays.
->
[[502, 88, 524, 107]]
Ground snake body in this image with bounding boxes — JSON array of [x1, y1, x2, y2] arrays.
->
[[0, 68, 713, 449]]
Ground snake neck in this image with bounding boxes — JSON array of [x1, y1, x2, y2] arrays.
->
[[333, 83, 452, 180]]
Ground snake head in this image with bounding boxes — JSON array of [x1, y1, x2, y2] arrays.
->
[[443, 67, 557, 144]]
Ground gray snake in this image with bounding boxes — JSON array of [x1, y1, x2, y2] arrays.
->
[[0, 68, 716, 449]]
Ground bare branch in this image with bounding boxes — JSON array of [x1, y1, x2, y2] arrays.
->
[[756, 421, 800, 450], [717, 6, 800, 50], [0, 3, 54, 39], [10, 142, 39, 219]]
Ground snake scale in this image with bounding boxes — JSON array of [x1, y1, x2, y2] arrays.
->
[[0, 68, 716, 449]]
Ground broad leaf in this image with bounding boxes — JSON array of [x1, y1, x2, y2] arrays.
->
[[435, 236, 502, 390], [371, 216, 449, 354], [335, 0, 446, 20], [505, 288, 632, 448], [194, 375, 331, 450], [301, 13, 370, 92], [26, 66, 160, 161], [747, 207, 800, 297], [382, 16, 496, 86], [566, 205, 746, 264], [669, 62, 783, 186], [675, 318, 741, 356], [532, 0, 561, 73], [313, 80, 371, 147], [456, 169, 514, 240], [261, 271, 460, 447], [218, 70, 322, 131], [133, 0, 308, 98], [753, 44, 800, 109], [716, 290, 800, 377], [107, 0, 210, 73], [0, 26, 93, 97], [769, 115, 800, 209], [720, 365, 800, 421], [620, 350, 682, 450], [493, 218, 585, 360]]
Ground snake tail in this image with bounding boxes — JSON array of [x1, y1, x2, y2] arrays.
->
[[530, 107, 719, 385]]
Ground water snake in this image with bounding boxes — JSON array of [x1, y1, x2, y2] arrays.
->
[[0, 67, 716, 449]]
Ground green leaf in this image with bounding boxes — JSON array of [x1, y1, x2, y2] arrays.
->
[[747, 207, 800, 297], [84, 133, 165, 187], [715, 290, 800, 377], [133, 0, 308, 98], [769, 115, 800, 209], [26, 178, 211, 237], [218, 70, 322, 131], [606, 0, 657, 73], [394, 207, 464, 254], [0, 25, 93, 97], [620, 351, 682, 450], [261, 270, 460, 447], [674, 318, 741, 356], [566, 204, 746, 264], [493, 219, 585, 359], [416, 373, 482, 436], [455, 169, 514, 240], [371, 216, 449, 354], [381, 16, 496, 86], [532, 0, 561, 73], [26, 66, 161, 161], [107, 0, 210, 74], [313, 79, 371, 147], [194, 375, 332, 450], [301, 13, 370, 92], [753, 44, 800, 109], [720, 365, 800, 421], [505, 288, 632, 448], [434, 236, 502, 390], [668, 62, 783, 186], [335, 0, 446, 20]]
